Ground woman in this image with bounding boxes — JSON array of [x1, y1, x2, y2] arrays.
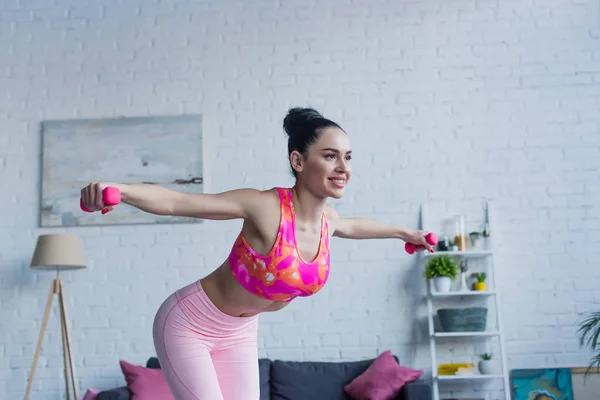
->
[[80, 107, 435, 400]]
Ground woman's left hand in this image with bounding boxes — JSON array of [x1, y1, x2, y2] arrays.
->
[[402, 229, 435, 253]]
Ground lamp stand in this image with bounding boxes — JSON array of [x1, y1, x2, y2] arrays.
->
[[24, 270, 79, 400]]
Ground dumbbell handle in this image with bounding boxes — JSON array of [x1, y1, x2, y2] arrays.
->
[[80, 186, 121, 213], [405, 232, 438, 254]]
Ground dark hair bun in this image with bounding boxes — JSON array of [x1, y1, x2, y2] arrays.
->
[[283, 107, 323, 137], [282, 107, 343, 177]]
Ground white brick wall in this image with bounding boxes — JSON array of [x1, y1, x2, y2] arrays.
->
[[1, 0, 599, 398]]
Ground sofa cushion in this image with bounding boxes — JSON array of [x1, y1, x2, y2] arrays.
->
[[259, 358, 271, 400], [344, 350, 423, 400], [120, 360, 174, 400], [96, 386, 130, 400], [146, 357, 160, 369], [82, 388, 99, 400], [270, 358, 377, 400]]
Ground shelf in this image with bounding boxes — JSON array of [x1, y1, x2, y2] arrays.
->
[[433, 331, 500, 338], [424, 250, 493, 259], [437, 374, 505, 381], [421, 201, 510, 400], [431, 290, 496, 298]]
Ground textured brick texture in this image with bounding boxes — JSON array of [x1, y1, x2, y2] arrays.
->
[[1, 0, 599, 398]]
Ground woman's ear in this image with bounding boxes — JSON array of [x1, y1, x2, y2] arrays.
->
[[290, 150, 304, 173]]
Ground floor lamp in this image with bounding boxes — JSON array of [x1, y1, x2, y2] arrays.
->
[[24, 233, 86, 400]]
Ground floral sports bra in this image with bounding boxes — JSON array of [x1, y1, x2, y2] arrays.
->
[[228, 187, 330, 302]]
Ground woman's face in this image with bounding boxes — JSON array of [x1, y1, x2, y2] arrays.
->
[[292, 127, 352, 199]]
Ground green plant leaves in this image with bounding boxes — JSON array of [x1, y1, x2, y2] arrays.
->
[[424, 255, 459, 280]]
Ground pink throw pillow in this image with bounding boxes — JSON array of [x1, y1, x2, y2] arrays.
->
[[344, 350, 423, 400], [82, 388, 99, 400], [119, 360, 175, 400]]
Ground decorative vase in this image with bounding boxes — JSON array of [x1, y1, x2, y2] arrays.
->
[[433, 277, 452, 293], [458, 272, 469, 292], [478, 360, 494, 375], [474, 282, 486, 291], [470, 233, 482, 249]]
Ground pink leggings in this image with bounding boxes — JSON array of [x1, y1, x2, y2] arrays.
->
[[152, 280, 260, 400]]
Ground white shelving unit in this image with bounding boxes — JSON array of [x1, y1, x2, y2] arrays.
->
[[419, 201, 511, 400]]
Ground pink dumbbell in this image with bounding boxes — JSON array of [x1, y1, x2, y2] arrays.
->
[[405, 232, 438, 255], [80, 186, 121, 213]]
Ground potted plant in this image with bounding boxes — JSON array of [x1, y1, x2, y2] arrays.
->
[[478, 353, 493, 374], [473, 273, 487, 291], [577, 311, 600, 378], [424, 255, 458, 293], [469, 231, 482, 249]]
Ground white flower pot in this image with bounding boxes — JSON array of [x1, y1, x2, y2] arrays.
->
[[433, 277, 452, 293], [478, 360, 494, 375]]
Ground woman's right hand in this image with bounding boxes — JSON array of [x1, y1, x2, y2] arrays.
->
[[80, 182, 120, 213]]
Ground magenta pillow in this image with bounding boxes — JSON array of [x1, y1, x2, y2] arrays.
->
[[82, 388, 99, 400], [119, 360, 175, 400], [344, 350, 423, 400]]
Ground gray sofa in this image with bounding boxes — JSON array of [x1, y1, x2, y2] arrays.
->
[[97, 356, 431, 400]]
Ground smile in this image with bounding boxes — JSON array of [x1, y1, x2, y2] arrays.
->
[[329, 178, 346, 188]]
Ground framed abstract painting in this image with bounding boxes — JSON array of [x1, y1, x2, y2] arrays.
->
[[40, 114, 204, 227], [511, 368, 574, 400]]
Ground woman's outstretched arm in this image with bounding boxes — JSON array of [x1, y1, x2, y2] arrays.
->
[[80, 182, 264, 220], [325, 205, 435, 252]]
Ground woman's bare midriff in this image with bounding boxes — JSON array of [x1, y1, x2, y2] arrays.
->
[[199, 259, 290, 318]]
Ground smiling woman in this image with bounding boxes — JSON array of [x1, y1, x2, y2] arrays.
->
[[78, 106, 436, 400]]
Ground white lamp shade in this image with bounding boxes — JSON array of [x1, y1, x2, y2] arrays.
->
[[30, 234, 86, 271]]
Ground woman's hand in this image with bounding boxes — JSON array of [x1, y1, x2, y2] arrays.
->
[[80, 182, 121, 214], [402, 229, 435, 253]]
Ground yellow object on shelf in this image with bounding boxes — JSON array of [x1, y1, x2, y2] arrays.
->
[[474, 282, 487, 291], [438, 363, 475, 375]]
